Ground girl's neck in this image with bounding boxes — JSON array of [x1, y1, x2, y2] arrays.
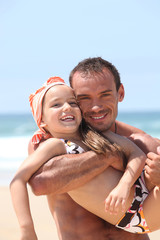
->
[[51, 130, 89, 152], [51, 131, 82, 142]]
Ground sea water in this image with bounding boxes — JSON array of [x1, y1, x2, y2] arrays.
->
[[0, 112, 160, 186], [0, 114, 37, 186]]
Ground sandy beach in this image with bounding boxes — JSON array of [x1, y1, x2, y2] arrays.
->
[[0, 186, 59, 240], [1, 186, 160, 240]]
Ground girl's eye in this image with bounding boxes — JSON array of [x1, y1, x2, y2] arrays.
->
[[52, 103, 61, 107], [78, 97, 90, 101], [70, 102, 78, 106]]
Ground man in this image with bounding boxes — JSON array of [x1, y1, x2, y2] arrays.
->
[[29, 57, 160, 240]]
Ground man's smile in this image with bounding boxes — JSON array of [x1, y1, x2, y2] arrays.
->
[[91, 114, 106, 120]]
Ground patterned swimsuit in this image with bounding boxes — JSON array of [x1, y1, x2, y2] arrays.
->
[[62, 139, 85, 154], [62, 140, 150, 234], [116, 171, 150, 234]]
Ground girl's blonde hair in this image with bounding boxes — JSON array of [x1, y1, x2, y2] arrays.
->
[[81, 120, 127, 167]]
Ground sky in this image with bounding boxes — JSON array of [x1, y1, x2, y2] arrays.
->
[[0, 0, 160, 114]]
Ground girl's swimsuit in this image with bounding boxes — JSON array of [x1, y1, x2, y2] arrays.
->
[[63, 140, 150, 234], [116, 171, 150, 234]]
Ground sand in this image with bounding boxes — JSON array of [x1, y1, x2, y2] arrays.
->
[[0, 186, 160, 240], [0, 186, 59, 240]]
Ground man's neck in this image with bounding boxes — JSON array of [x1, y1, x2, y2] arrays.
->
[[109, 121, 117, 134]]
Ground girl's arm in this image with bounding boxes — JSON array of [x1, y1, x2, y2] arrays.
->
[[10, 138, 66, 239], [104, 131, 146, 214]]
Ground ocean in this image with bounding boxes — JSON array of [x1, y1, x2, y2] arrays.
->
[[0, 112, 160, 186]]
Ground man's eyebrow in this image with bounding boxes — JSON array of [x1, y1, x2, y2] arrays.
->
[[76, 90, 112, 98], [76, 94, 89, 98], [100, 90, 112, 94]]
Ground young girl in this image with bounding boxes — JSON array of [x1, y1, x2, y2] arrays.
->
[[10, 77, 159, 239]]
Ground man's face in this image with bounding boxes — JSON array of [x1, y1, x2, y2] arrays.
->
[[71, 69, 124, 132]]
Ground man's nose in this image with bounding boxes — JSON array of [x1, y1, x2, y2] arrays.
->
[[90, 101, 103, 112]]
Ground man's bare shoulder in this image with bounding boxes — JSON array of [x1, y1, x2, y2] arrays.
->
[[116, 120, 145, 137]]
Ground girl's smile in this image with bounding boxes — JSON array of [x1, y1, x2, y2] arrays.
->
[[41, 85, 82, 139]]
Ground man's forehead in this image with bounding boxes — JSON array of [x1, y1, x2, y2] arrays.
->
[[73, 68, 114, 82], [72, 70, 115, 92]]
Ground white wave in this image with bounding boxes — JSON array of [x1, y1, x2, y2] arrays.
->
[[0, 136, 32, 185], [0, 159, 23, 170], [0, 136, 31, 159]]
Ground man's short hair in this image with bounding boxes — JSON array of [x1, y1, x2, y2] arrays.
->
[[69, 57, 121, 91]]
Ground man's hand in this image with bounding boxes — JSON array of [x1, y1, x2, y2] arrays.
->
[[145, 146, 160, 186], [29, 159, 51, 196]]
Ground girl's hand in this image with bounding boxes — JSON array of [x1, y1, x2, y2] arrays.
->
[[104, 183, 130, 215]]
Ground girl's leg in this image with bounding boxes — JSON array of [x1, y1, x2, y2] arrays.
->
[[68, 167, 135, 225], [143, 186, 160, 232]]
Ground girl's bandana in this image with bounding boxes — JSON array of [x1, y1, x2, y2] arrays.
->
[[29, 77, 65, 144]]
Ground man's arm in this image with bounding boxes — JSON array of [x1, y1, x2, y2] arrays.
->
[[28, 121, 135, 198], [117, 120, 160, 186], [28, 141, 118, 196], [129, 132, 160, 154], [126, 131, 160, 186], [29, 122, 160, 196]]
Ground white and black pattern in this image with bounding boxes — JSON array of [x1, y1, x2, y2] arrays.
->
[[116, 171, 150, 233], [62, 139, 85, 154]]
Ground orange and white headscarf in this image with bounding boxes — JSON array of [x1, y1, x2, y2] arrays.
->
[[29, 76, 65, 144]]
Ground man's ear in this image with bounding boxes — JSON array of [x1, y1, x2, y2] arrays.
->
[[118, 84, 125, 102]]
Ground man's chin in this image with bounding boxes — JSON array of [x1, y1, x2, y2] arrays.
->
[[85, 117, 113, 131], [89, 123, 112, 132]]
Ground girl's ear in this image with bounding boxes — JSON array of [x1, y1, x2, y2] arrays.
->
[[118, 83, 125, 102], [40, 120, 47, 129]]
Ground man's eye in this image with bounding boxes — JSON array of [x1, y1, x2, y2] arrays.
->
[[102, 94, 110, 97]]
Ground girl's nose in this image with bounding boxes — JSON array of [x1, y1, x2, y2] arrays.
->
[[63, 102, 71, 111]]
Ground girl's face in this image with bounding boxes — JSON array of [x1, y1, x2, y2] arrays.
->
[[41, 85, 82, 139]]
